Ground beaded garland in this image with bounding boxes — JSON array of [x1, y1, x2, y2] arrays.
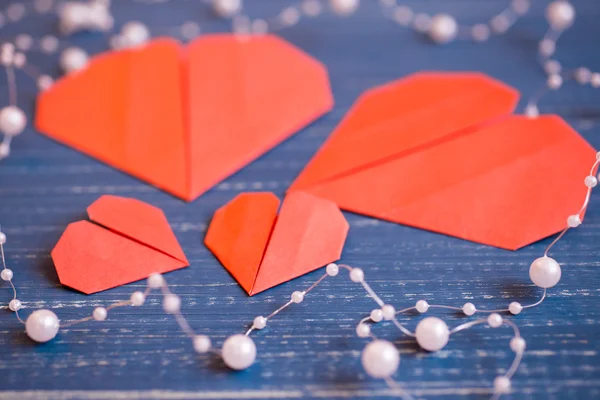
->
[[1, 0, 599, 399]]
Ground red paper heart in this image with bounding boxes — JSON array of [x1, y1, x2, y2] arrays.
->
[[205, 191, 349, 295], [36, 34, 333, 201], [52, 195, 188, 294]]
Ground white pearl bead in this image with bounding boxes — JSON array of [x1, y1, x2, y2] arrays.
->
[[0, 143, 10, 159], [361, 340, 400, 378], [509, 301, 523, 315], [350, 268, 364, 283], [416, 300, 429, 313], [193, 335, 211, 353], [548, 74, 563, 90], [567, 214, 581, 228], [529, 256, 562, 288], [121, 21, 150, 48], [471, 24, 490, 42], [585, 175, 598, 188], [487, 313, 503, 328], [329, 0, 359, 16], [356, 323, 370, 338], [381, 304, 395, 320], [60, 47, 88, 74], [59, 3, 88, 34], [221, 334, 256, 370], [13, 52, 26, 68], [213, 0, 242, 18], [0, 232, 6, 245], [37, 75, 54, 91], [163, 294, 181, 314], [291, 291, 304, 303], [544, 59, 562, 75], [302, 0, 322, 17], [493, 375, 511, 394], [0, 106, 27, 136], [1, 268, 13, 281], [280, 7, 300, 26], [253, 316, 267, 330], [511, 0, 530, 15], [490, 15, 510, 33], [592, 73, 600, 88], [370, 309, 383, 322], [130, 291, 146, 306], [575, 67, 592, 84], [9, 299, 22, 312], [546, 1, 575, 31], [147, 273, 165, 289], [462, 302, 477, 316], [510, 337, 526, 353], [525, 104, 539, 118], [429, 14, 458, 44], [415, 317, 450, 352], [26, 309, 60, 343], [93, 307, 107, 321], [539, 39, 556, 57], [326, 263, 339, 276]]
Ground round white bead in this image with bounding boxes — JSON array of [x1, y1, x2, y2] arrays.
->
[[585, 175, 598, 188], [462, 302, 477, 316], [415, 317, 450, 352], [163, 294, 181, 314], [329, 0, 359, 16], [356, 323, 371, 338], [509, 301, 523, 315], [544, 59, 562, 75], [9, 299, 22, 312], [510, 337, 526, 353], [575, 67, 592, 84], [381, 304, 395, 320], [525, 104, 539, 118], [567, 214, 581, 228], [121, 21, 150, 47], [592, 73, 600, 88], [529, 256, 562, 288], [326, 263, 339, 276], [130, 291, 146, 306], [487, 313, 503, 328], [253, 316, 267, 330], [493, 376, 511, 394], [546, 1, 575, 30], [37, 75, 54, 91], [213, 0, 242, 18], [539, 39, 556, 57], [221, 334, 256, 370], [93, 307, 107, 321], [13, 52, 26, 68], [60, 47, 88, 74], [0, 143, 10, 159], [415, 300, 429, 313], [291, 291, 304, 303], [26, 309, 60, 343], [350, 268, 364, 283], [547, 74, 563, 90], [302, 0, 322, 17], [1, 269, 13, 281], [193, 335, 211, 353], [471, 24, 490, 42], [0, 232, 6, 245], [429, 14, 458, 44], [511, 0, 530, 15], [361, 339, 400, 378], [0, 106, 27, 136], [147, 273, 165, 289], [370, 309, 383, 322]]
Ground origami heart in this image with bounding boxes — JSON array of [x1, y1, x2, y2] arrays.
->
[[205, 191, 349, 295], [52, 195, 188, 294], [36, 34, 333, 201], [290, 72, 596, 250]]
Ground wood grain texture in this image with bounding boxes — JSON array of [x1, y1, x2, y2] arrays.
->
[[1, 1, 600, 399]]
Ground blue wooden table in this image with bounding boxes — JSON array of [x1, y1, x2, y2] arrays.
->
[[1, 1, 600, 399]]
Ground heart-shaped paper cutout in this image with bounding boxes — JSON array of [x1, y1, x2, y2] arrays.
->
[[290, 72, 596, 250], [205, 191, 349, 295], [36, 34, 333, 201], [52, 195, 188, 294]]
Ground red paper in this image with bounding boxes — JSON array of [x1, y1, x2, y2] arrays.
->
[[205, 191, 349, 295], [36, 35, 333, 201], [290, 72, 596, 250], [52, 195, 188, 294]]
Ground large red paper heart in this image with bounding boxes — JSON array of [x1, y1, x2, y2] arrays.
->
[[290, 72, 596, 250], [52, 195, 188, 294], [36, 34, 333, 201], [205, 191, 349, 295]]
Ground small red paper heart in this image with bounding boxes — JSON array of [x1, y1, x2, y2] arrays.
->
[[205, 191, 349, 295], [52, 195, 188, 294]]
